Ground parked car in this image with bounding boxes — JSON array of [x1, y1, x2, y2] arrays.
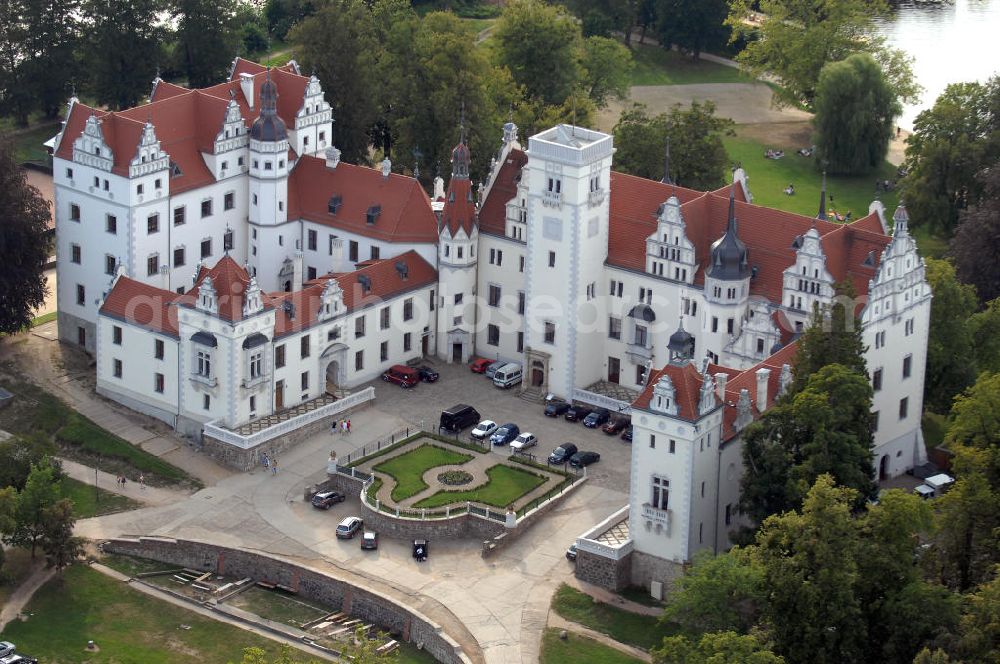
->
[[566, 543, 578, 561], [490, 423, 520, 445], [413, 538, 429, 561], [0, 656, 37, 664], [564, 404, 593, 422], [382, 364, 419, 388], [440, 404, 481, 432], [484, 361, 506, 379], [0, 644, 14, 659], [570, 451, 601, 467], [620, 426, 633, 442], [493, 363, 523, 389], [510, 432, 538, 452], [471, 419, 498, 440], [548, 443, 578, 465], [361, 531, 379, 550], [311, 490, 346, 509], [469, 357, 492, 373], [602, 418, 629, 435], [417, 366, 440, 382], [544, 400, 571, 417], [582, 408, 611, 428], [336, 516, 364, 539]]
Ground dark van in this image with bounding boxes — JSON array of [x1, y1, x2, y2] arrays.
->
[[439, 404, 481, 433], [548, 443, 579, 465]]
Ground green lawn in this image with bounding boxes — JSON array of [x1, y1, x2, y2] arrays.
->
[[10, 123, 57, 164], [413, 463, 545, 509], [629, 44, 748, 87], [61, 476, 141, 518], [550, 584, 677, 651], [229, 586, 328, 628], [540, 628, 645, 664], [0, 565, 314, 663], [99, 553, 182, 578], [0, 365, 198, 488], [0, 548, 37, 606], [618, 585, 665, 608], [374, 444, 473, 502], [30, 311, 57, 327]]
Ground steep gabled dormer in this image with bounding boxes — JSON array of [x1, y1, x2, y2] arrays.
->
[[725, 298, 783, 369], [318, 279, 344, 321], [292, 74, 333, 155], [129, 121, 169, 182], [650, 374, 679, 417], [782, 225, 835, 313], [646, 194, 697, 284], [214, 97, 249, 159], [243, 276, 264, 317], [73, 114, 114, 171], [197, 275, 218, 315], [862, 202, 930, 327]]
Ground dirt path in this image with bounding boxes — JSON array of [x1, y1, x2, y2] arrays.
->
[[546, 613, 652, 662], [58, 456, 194, 507], [0, 563, 55, 633]]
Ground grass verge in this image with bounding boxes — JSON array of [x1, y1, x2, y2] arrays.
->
[[30, 311, 57, 327], [550, 583, 677, 651], [61, 476, 141, 518], [10, 124, 57, 164], [373, 444, 473, 502], [228, 586, 328, 628], [618, 585, 665, 608], [0, 565, 314, 663], [629, 44, 747, 87], [413, 463, 545, 509], [540, 627, 645, 664]]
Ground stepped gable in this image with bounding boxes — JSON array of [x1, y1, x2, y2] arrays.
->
[[631, 361, 708, 421], [100, 277, 181, 337], [287, 155, 438, 244], [719, 341, 798, 441], [178, 255, 256, 323], [55, 60, 311, 194], [478, 148, 528, 236], [268, 250, 437, 337]]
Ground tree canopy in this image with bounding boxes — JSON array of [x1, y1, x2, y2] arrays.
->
[[83, 0, 163, 110], [950, 164, 1000, 305], [923, 258, 978, 414], [655, 0, 729, 60], [172, 0, 238, 88], [813, 53, 900, 175]]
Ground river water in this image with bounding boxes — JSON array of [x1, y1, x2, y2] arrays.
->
[[873, 0, 1000, 130]]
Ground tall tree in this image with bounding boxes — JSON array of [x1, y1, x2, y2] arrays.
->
[[662, 549, 764, 634], [21, 0, 81, 118], [653, 631, 784, 664], [613, 101, 733, 189], [950, 164, 1000, 305], [172, 0, 237, 87], [741, 364, 875, 522], [923, 258, 978, 414], [8, 460, 62, 559], [580, 36, 633, 108], [493, 0, 582, 106], [0, 486, 16, 572], [0, 436, 56, 491], [83, 0, 163, 110], [655, 0, 728, 60], [792, 281, 867, 391], [39, 498, 83, 573], [0, 138, 51, 334], [969, 298, 1000, 376], [902, 78, 1000, 235], [726, 0, 916, 108], [290, 0, 390, 164], [813, 54, 900, 175], [954, 572, 1000, 663], [752, 476, 867, 664], [0, 0, 33, 124], [946, 371, 1000, 487], [264, 0, 317, 42]]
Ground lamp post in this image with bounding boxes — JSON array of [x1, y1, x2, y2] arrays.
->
[[94, 466, 99, 504]]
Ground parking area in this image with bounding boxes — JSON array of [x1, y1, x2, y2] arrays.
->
[[363, 360, 634, 492]]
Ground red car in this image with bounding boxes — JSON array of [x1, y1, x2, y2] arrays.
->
[[602, 418, 629, 435], [382, 364, 419, 387], [469, 357, 492, 373]]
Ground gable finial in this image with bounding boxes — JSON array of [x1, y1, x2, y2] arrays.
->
[[459, 100, 466, 145], [661, 136, 673, 185], [817, 170, 827, 222]]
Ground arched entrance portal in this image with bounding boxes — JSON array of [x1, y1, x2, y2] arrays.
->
[[531, 360, 544, 387], [878, 454, 889, 481], [326, 361, 340, 395], [321, 342, 348, 397]]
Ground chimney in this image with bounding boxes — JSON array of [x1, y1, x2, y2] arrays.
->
[[380, 158, 391, 179], [433, 176, 445, 200], [325, 146, 341, 170], [292, 251, 303, 292], [714, 372, 728, 401], [755, 367, 771, 413], [239, 73, 255, 109]]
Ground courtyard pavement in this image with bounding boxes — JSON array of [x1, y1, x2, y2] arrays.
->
[[66, 357, 630, 664]]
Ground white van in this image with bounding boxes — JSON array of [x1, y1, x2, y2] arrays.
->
[[493, 363, 523, 389]]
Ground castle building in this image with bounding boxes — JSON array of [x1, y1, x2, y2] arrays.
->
[[52, 62, 931, 567]]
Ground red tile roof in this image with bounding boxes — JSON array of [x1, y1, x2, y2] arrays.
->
[[441, 176, 477, 236], [99, 276, 181, 337], [479, 149, 528, 236], [287, 155, 438, 244], [179, 255, 255, 323], [631, 361, 712, 421]]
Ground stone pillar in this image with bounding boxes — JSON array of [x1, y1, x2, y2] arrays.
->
[[217, 552, 226, 575]]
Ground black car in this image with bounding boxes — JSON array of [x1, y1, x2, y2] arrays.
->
[[544, 400, 571, 417], [417, 366, 439, 382], [490, 423, 520, 445], [621, 427, 633, 442], [570, 451, 601, 467], [311, 490, 346, 509], [564, 405, 593, 422], [582, 409, 610, 428], [413, 538, 429, 561], [548, 443, 579, 465]]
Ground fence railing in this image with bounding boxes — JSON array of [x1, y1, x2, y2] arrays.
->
[[515, 473, 586, 518], [571, 388, 632, 416], [203, 387, 374, 449], [341, 426, 417, 466]]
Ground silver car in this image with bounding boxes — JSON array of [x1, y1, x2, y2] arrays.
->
[[471, 420, 498, 440]]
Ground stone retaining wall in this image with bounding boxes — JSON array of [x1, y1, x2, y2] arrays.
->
[[629, 550, 685, 595], [574, 548, 632, 592], [103, 537, 473, 664]]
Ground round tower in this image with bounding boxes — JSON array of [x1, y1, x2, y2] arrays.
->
[[703, 185, 751, 363]]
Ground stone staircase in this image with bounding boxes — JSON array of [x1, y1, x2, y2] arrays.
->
[[519, 386, 544, 403], [233, 393, 338, 436]]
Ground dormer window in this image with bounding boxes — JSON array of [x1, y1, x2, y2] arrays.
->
[[328, 195, 342, 214], [366, 205, 381, 225], [95, 147, 101, 156]]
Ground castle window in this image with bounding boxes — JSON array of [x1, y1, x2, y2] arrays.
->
[[224, 230, 233, 252], [224, 192, 234, 210], [154, 373, 164, 393], [70, 203, 80, 221], [146, 254, 159, 276], [487, 325, 500, 346], [71, 244, 81, 264], [380, 341, 388, 362], [147, 214, 159, 234], [873, 368, 883, 391], [488, 285, 501, 307], [113, 359, 122, 378], [155, 339, 164, 360], [903, 355, 912, 379], [112, 326, 122, 345], [174, 206, 186, 226], [544, 321, 556, 344], [105, 255, 116, 275], [174, 247, 185, 267], [651, 476, 669, 510], [899, 397, 908, 420]]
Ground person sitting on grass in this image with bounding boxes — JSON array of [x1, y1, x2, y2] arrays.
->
[[784, 183, 795, 195]]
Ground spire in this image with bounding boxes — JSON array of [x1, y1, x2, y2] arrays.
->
[[660, 138, 673, 185], [892, 199, 910, 237], [249, 67, 287, 142], [727, 182, 737, 233], [459, 100, 466, 145], [707, 183, 750, 281], [451, 106, 471, 180], [817, 171, 827, 221]]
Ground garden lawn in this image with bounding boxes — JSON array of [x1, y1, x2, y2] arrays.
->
[[374, 444, 473, 502], [0, 565, 314, 663], [228, 586, 328, 627], [12, 123, 57, 164], [629, 44, 748, 87], [61, 476, 141, 518], [550, 584, 678, 651], [413, 464, 545, 509], [540, 628, 645, 664]]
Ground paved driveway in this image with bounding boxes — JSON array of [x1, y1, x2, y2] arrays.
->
[[367, 361, 634, 493]]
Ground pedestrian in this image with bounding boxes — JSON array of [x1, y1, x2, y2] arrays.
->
[[346, 419, 352, 435], [271, 458, 278, 475], [342, 420, 348, 435], [263, 453, 270, 471], [332, 419, 338, 435], [139, 474, 145, 490]]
